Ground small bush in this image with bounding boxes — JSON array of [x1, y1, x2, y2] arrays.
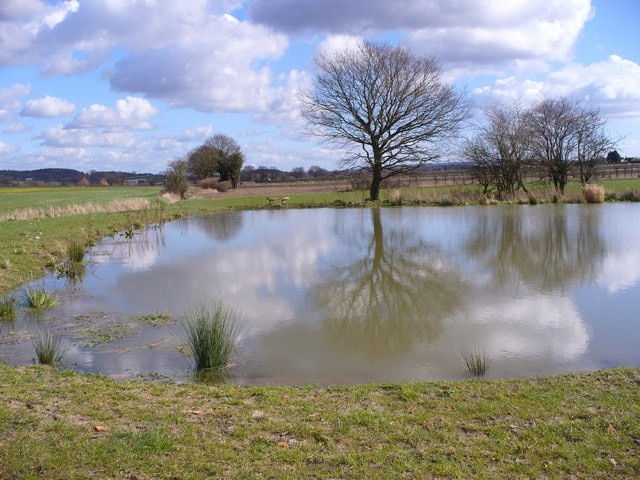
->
[[164, 159, 189, 199], [22, 286, 59, 310], [460, 347, 489, 377], [180, 299, 241, 372], [33, 329, 67, 366], [582, 184, 605, 203]]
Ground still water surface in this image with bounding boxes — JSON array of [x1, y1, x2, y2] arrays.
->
[[2, 204, 639, 384]]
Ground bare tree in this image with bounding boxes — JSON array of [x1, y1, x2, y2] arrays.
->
[[575, 107, 615, 185], [464, 103, 532, 199], [187, 134, 244, 188], [527, 97, 614, 194], [291, 167, 306, 179], [301, 41, 468, 201]]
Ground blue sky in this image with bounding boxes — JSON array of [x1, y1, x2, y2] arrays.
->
[[0, 0, 638, 174]]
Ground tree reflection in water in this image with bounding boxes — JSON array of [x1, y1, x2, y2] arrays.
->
[[312, 208, 467, 357], [465, 205, 606, 292]]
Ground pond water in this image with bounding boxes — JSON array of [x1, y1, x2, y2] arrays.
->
[[2, 204, 640, 385]]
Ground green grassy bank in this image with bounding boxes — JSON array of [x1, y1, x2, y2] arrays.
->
[[1, 181, 640, 478], [1, 364, 638, 479]]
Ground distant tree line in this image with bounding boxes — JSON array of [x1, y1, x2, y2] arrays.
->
[[0, 168, 164, 187]]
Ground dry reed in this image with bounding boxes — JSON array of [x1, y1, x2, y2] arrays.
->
[[0, 198, 152, 222], [582, 184, 605, 203]]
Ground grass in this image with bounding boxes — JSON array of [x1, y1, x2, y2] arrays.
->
[[0, 364, 638, 478], [22, 286, 59, 310], [32, 329, 67, 366], [460, 347, 490, 376], [0, 185, 162, 219], [180, 300, 241, 373]]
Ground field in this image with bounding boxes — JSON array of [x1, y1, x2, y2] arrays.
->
[[1, 180, 640, 478]]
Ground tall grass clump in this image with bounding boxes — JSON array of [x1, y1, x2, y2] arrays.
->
[[33, 329, 67, 366], [180, 299, 241, 373], [0, 297, 18, 320], [22, 286, 59, 310], [582, 184, 605, 203], [460, 347, 489, 377], [67, 238, 86, 263]]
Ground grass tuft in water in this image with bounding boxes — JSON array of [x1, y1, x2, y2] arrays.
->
[[22, 286, 59, 310], [180, 299, 241, 373], [67, 238, 86, 263], [0, 297, 18, 320], [33, 329, 67, 366], [138, 310, 172, 326], [460, 347, 489, 377]]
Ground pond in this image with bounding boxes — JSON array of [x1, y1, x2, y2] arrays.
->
[[2, 204, 640, 384]]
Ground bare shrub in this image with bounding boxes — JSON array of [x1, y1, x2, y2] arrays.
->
[[197, 177, 219, 190], [216, 181, 230, 192], [582, 184, 605, 203]]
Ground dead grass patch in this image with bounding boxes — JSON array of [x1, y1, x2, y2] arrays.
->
[[582, 183, 606, 203], [0, 198, 153, 221]]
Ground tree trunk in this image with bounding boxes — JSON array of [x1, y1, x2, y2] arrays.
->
[[369, 165, 383, 201]]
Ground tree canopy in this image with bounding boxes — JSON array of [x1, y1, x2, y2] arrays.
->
[[187, 134, 244, 188]]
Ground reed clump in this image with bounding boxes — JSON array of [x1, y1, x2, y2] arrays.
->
[[180, 299, 241, 373], [460, 347, 489, 377], [22, 286, 59, 310], [67, 238, 86, 263], [33, 329, 67, 366], [582, 184, 605, 203]]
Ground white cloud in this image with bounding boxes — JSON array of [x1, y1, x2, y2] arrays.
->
[[1, 1, 292, 113], [472, 55, 640, 121], [106, 14, 289, 112], [178, 126, 214, 142], [0, 140, 19, 155], [68, 97, 158, 130], [406, 0, 592, 70], [0, 0, 81, 68], [21, 95, 76, 117], [252, 0, 592, 66], [0, 83, 30, 110], [316, 34, 362, 56], [41, 124, 141, 148]]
